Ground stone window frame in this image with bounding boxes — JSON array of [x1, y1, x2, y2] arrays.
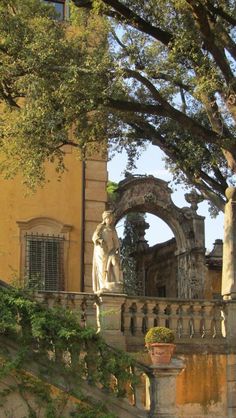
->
[[17, 217, 72, 290]]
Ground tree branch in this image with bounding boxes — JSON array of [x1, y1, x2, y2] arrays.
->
[[73, 0, 173, 45], [206, 1, 236, 27], [0, 83, 21, 108], [119, 113, 226, 210], [148, 71, 192, 93], [187, 0, 236, 88], [106, 96, 220, 143]]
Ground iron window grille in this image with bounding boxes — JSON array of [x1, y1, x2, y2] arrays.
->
[[25, 233, 65, 291]]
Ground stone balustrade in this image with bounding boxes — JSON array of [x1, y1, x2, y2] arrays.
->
[[33, 291, 98, 328], [122, 297, 227, 352], [34, 291, 227, 353]]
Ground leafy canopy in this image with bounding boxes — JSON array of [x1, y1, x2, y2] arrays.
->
[[0, 0, 109, 188], [73, 0, 236, 212], [0, 0, 236, 211]]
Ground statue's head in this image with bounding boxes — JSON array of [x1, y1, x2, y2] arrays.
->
[[102, 210, 114, 225]]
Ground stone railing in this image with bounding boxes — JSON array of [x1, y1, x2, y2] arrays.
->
[[122, 297, 227, 352], [34, 292, 228, 353], [34, 291, 98, 328]]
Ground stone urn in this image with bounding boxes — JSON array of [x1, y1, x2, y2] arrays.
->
[[145, 327, 176, 365]]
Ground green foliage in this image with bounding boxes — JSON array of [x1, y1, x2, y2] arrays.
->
[[145, 326, 175, 346], [0, 286, 138, 417], [0, 0, 110, 189], [107, 180, 119, 203], [73, 0, 236, 212], [1, 0, 234, 210], [72, 402, 116, 418]]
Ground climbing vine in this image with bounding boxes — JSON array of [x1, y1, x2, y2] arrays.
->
[[0, 286, 137, 417]]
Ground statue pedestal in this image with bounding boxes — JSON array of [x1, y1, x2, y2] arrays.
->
[[96, 293, 127, 350], [148, 358, 185, 418], [98, 281, 123, 294]]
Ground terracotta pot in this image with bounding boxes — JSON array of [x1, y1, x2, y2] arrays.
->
[[148, 343, 176, 365]]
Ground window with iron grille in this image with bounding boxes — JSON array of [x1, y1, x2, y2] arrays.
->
[[25, 233, 64, 291]]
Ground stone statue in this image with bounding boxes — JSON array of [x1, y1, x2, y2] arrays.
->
[[92, 210, 123, 293]]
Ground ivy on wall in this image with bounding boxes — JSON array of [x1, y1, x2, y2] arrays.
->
[[0, 286, 137, 417]]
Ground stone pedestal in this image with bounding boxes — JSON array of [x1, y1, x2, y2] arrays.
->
[[96, 293, 127, 350], [222, 187, 236, 300], [148, 359, 185, 418], [98, 281, 123, 294]]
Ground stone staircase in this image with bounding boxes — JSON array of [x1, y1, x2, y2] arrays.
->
[[0, 335, 147, 418]]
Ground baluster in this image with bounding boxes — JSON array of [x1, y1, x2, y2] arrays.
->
[[85, 340, 99, 384], [133, 369, 147, 410], [146, 301, 158, 329], [191, 302, 203, 338], [145, 372, 151, 410], [202, 304, 214, 338], [168, 302, 180, 338], [122, 302, 131, 335], [213, 304, 224, 338], [66, 292, 76, 310], [84, 298, 97, 328], [80, 297, 87, 328], [57, 294, 66, 309], [189, 305, 195, 338], [47, 295, 55, 308], [70, 345, 81, 372], [179, 303, 191, 338], [136, 302, 145, 335], [157, 301, 168, 327]]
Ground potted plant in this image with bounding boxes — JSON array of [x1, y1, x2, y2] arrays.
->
[[145, 326, 175, 365]]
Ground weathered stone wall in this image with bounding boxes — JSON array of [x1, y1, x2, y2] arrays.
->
[[0, 372, 79, 418], [205, 270, 222, 300], [140, 238, 177, 297], [140, 237, 223, 300], [176, 354, 227, 417], [205, 239, 223, 300]]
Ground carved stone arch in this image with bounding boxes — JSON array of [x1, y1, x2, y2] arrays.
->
[[113, 175, 206, 299]]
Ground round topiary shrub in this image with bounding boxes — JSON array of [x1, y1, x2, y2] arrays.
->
[[145, 326, 175, 347]]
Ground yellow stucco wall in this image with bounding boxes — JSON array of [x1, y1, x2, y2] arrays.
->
[[176, 354, 227, 417], [0, 148, 84, 291], [136, 351, 227, 417]]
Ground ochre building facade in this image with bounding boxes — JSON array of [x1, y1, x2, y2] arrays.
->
[[0, 147, 107, 292]]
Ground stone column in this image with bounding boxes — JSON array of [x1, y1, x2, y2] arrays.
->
[[226, 353, 236, 418], [95, 293, 127, 350], [148, 359, 185, 418], [222, 187, 236, 300], [221, 188, 236, 416]]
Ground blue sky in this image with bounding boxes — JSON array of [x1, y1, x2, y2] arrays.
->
[[108, 144, 224, 252]]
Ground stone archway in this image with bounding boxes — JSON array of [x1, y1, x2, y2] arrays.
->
[[113, 175, 206, 299]]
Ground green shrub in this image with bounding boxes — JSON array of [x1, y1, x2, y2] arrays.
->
[[145, 327, 175, 346]]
